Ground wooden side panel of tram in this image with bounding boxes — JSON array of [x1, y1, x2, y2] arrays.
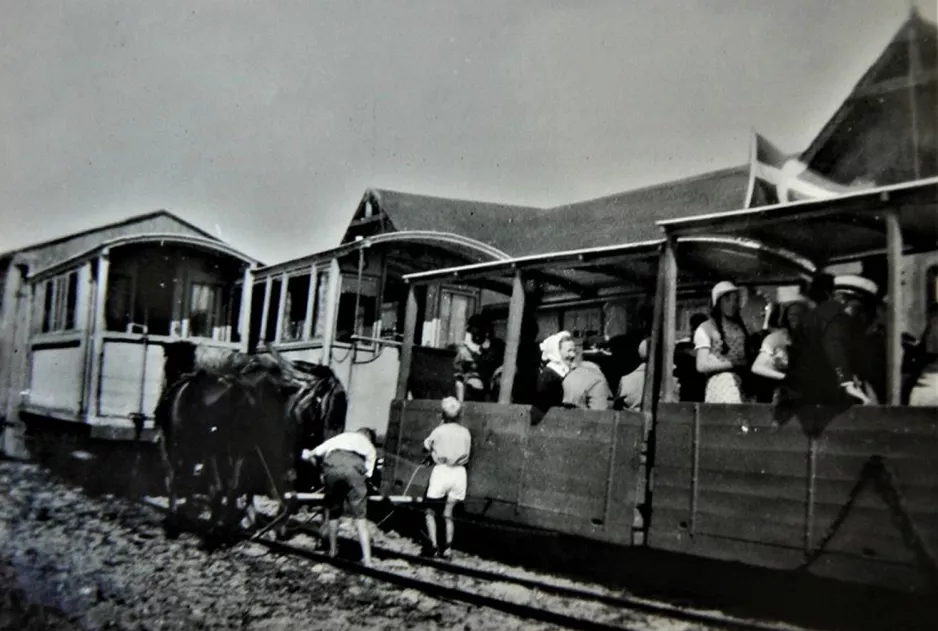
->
[[649, 403, 938, 593], [383, 400, 644, 544]]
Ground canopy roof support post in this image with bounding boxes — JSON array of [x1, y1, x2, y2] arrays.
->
[[642, 244, 667, 416], [396, 283, 418, 401], [238, 264, 254, 353], [498, 270, 525, 405], [885, 210, 903, 405], [660, 239, 678, 403]]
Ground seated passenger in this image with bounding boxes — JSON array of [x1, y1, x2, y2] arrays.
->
[[787, 274, 879, 406], [750, 293, 810, 403], [694, 281, 753, 403], [616, 338, 649, 411], [563, 342, 613, 411], [907, 304, 938, 407], [453, 314, 502, 402], [534, 331, 575, 413], [675, 313, 707, 402]]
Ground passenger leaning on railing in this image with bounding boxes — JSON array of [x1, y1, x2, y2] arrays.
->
[[694, 281, 754, 403]]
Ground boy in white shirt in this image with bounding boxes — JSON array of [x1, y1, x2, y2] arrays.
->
[[422, 397, 471, 559]]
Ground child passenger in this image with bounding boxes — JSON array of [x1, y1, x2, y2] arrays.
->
[[422, 397, 472, 559]]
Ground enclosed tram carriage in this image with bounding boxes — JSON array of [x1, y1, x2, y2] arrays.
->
[[244, 231, 512, 438], [13, 234, 256, 441], [382, 177, 938, 594]]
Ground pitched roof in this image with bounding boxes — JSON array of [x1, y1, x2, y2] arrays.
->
[[0, 209, 219, 259], [520, 165, 751, 255], [360, 167, 751, 259], [365, 188, 548, 256], [801, 10, 937, 182]]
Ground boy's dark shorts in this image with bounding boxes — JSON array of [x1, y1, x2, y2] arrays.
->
[[321, 450, 368, 519]]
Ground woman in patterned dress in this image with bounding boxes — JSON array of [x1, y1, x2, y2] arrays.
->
[[694, 281, 752, 403]]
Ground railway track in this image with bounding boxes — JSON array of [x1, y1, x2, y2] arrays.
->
[[136, 497, 809, 631]]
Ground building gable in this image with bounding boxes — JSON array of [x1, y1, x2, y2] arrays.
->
[[802, 10, 937, 185]]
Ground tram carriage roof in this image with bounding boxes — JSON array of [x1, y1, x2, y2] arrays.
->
[[27, 233, 259, 282], [403, 235, 817, 302], [657, 177, 938, 265]]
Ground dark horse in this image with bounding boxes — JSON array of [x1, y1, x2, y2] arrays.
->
[[154, 342, 347, 537]]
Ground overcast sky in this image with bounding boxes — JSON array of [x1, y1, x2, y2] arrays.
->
[[1, 1, 933, 265]]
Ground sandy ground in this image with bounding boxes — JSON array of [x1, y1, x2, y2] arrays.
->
[[1, 460, 573, 630], [1, 459, 735, 631]]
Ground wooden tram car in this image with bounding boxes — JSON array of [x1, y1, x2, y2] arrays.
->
[[381, 178, 938, 595], [0, 213, 257, 443]]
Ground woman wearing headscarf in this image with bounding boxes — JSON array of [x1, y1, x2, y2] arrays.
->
[[694, 281, 753, 403], [534, 331, 575, 414]]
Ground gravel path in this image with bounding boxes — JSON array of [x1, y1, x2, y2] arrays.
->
[[1, 460, 570, 630]]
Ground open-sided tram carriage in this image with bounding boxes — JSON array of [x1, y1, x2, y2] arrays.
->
[[381, 177, 938, 595]]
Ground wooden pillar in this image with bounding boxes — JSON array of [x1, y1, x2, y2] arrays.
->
[[320, 258, 342, 365], [642, 244, 668, 414], [1, 257, 31, 459], [84, 250, 110, 422], [395, 283, 419, 401], [238, 264, 254, 352], [885, 210, 903, 405], [659, 239, 679, 403], [258, 276, 273, 345], [498, 271, 526, 404]]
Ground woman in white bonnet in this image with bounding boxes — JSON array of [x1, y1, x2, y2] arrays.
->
[[534, 331, 576, 413], [694, 281, 753, 403]]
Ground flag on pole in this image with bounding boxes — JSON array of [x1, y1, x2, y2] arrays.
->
[[743, 131, 868, 208]]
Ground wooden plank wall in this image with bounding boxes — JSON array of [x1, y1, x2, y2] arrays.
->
[[27, 344, 85, 417], [382, 400, 643, 545], [648, 402, 938, 593]]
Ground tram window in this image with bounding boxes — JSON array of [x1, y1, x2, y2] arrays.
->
[[379, 276, 407, 341], [40, 272, 80, 334], [336, 274, 378, 343], [281, 273, 311, 342], [247, 280, 266, 349], [228, 283, 243, 343], [265, 277, 283, 342], [106, 273, 133, 332], [312, 272, 328, 339], [438, 289, 475, 348], [188, 282, 224, 339]]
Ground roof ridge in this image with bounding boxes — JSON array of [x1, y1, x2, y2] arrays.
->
[[369, 187, 545, 211], [551, 163, 749, 209], [0, 209, 219, 259]]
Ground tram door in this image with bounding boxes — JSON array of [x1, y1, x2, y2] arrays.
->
[[97, 254, 176, 422]]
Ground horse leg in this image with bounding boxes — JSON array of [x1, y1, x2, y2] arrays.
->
[[158, 436, 181, 538]]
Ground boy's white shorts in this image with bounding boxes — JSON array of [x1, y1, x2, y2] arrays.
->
[[426, 464, 467, 502]]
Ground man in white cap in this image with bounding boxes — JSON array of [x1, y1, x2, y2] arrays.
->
[[422, 396, 472, 559], [788, 274, 879, 406]]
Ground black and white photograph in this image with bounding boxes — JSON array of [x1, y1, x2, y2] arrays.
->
[[1, 1, 937, 629]]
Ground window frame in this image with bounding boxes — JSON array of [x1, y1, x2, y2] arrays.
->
[[38, 270, 79, 335]]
